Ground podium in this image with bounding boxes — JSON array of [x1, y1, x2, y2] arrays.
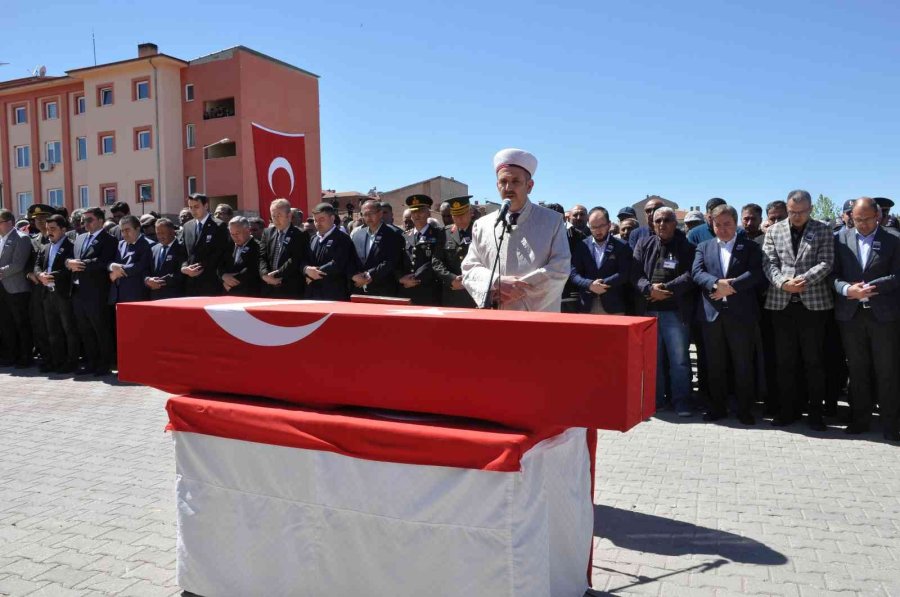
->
[[117, 297, 657, 596]]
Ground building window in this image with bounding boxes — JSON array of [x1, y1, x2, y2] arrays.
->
[[74, 94, 86, 115], [15, 145, 30, 168], [99, 133, 115, 155], [187, 176, 197, 195], [136, 180, 154, 203], [185, 84, 194, 102], [76, 137, 87, 161], [185, 124, 196, 149], [17, 192, 33, 216], [48, 188, 64, 208], [13, 105, 27, 125], [46, 141, 62, 164], [98, 85, 114, 107], [135, 127, 152, 151], [134, 79, 150, 101], [203, 97, 235, 120], [44, 101, 59, 120], [79, 185, 90, 208], [101, 185, 117, 205]]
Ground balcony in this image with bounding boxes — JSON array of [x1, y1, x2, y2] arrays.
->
[[205, 141, 236, 159], [204, 97, 235, 120]]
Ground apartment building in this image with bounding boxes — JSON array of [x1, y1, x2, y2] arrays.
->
[[0, 43, 320, 217]]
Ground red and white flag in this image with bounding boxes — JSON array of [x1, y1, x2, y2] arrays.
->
[[251, 122, 308, 221]]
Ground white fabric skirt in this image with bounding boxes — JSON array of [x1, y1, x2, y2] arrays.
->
[[174, 426, 592, 597]]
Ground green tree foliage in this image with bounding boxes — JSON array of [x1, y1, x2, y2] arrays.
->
[[812, 194, 837, 221]]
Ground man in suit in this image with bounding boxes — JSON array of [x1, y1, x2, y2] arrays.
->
[[570, 206, 632, 315], [304, 202, 352, 301], [180, 193, 229, 296], [628, 197, 665, 250], [108, 215, 155, 305], [399, 194, 446, 306], [33, 214, 79, 373], [692, 205, 765, 424], [350, 199, 403, 297], [220, 217, 262, 297], [0, 208, 36, 367], [833, 197, 900, 441], [66, 207, 118, 376], [145, 218, 186, 300], [380, 202, 403, 235], [632, 207, 697, 416], [260, 198, 309, 299], [763, 189, 834, 430], [106, 201, 130, 241], [433, 196, 478, 308]]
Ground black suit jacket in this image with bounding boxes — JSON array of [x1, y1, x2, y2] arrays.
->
[[181, 215, 229, 296], [570, 236, 633, 314], [832, 226, 900, 322], [70, 230, 117, 301], [34, 237, 75, 297], [691, 236, 764, 324], [305, 228, 353, 300], [259, 225, 309, 298], [400, 225, 446, 306], [149, 241, 187, 300], [220, 238, 262, 297], [350, 223, 403, 297], [109, 235, 155, 304], [632, 230, 696, 323]]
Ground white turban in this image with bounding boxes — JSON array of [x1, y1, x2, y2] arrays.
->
[[493, 148, 538, 177]]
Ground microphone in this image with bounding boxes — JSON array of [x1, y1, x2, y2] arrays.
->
[[495, 199, 512, 227]]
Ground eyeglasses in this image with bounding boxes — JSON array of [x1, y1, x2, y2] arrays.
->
[[589, 223, 610, 230], [853, 216, 877, 225], [787, 209, 810, 217], [83, 217, 96, 223], [653, 218, 675, 225]]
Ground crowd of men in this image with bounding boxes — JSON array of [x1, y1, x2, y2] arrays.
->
[[0, 181, 897, 441]]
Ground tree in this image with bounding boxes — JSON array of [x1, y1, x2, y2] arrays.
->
[[812, 193, 836, 221]]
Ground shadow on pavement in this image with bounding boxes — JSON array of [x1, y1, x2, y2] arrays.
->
[[593, 504, 787, 565]]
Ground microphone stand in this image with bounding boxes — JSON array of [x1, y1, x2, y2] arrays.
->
[[481, 216, 512, 309]]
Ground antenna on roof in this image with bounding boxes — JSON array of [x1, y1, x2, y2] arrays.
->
[[92, 30, 97, 66]]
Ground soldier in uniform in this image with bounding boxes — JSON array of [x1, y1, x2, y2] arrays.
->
[[434, 195, 476, 308], [25, 204, 53, 366], [399, 194, 446, 306]]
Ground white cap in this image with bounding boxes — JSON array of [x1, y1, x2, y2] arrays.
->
[[493, 148, 538, 177]]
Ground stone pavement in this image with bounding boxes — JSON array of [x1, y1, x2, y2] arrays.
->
[[1, 371, 898, 596]]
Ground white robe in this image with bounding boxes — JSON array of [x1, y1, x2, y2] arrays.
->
[[462, 199, 571, 312]]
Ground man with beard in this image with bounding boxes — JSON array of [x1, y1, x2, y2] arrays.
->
[[34, 214, 79, 373]]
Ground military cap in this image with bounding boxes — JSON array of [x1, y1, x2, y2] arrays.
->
[[873, 197, 894, 210], [842, 199, 854, 214], [617, 206, 637, 219], [448, 195, 472, 216], [27, 204, 53, 218], [15, 219, 29, 231], [312, 202, 335, 215], [405, 194, 433, 211]]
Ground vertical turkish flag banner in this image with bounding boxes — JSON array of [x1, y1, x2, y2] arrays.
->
[[251, 122, 308, 222]]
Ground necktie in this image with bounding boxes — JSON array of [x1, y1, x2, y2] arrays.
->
[[509, 212, 520, 226], [157, 245, 168, 271], [81, 233, 94, 258], [364, 233, 372, 260], [273, 231, 284, 266]]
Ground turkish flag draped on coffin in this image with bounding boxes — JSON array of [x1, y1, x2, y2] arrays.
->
[[251, 122, 308, 221]]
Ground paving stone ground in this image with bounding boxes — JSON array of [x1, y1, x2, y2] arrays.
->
[[1, 370, 898, 596]]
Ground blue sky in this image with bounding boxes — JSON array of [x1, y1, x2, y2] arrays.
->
[[3, 0, 900, 214]]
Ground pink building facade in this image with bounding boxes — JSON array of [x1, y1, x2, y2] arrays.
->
[[0, 43, 321, 218]]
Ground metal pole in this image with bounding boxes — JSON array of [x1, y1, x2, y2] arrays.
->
[[202, 148, 207, 195]]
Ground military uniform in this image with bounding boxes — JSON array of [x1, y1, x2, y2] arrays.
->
[[27, 204, 53, 364], [399, 194, 445, 306], [434, 196, 476, 308]]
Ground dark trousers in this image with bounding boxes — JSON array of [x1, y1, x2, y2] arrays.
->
[[824, 316, 848, 410], [0, 287, 33, 364], [73, 289, 113, 371], [30, 285, 50, 360], [759, 308, 779, 412], [839, 309, 899, 432], [701, 312, 757, 417], [770, 303, 828, 420], [43, 290, 80, 369]]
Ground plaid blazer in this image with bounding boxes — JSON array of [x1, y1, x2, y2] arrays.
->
[[762, 218, 834, 311]]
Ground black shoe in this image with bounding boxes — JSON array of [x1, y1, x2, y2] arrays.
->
[[92, 368, 111, 377], [807, 417, 827, 432], [75, 367, 94, 376], [56, 363, 78, 374], [844, 422, 870, 435], [763, 405, 780, 417], [14, 360, 33, 369], [823, 403, 838, 417], [702, 411, 726, 422], [0, 358, 15, 367], [737, 413, 756, 425], [771, 415, 797, 427]]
